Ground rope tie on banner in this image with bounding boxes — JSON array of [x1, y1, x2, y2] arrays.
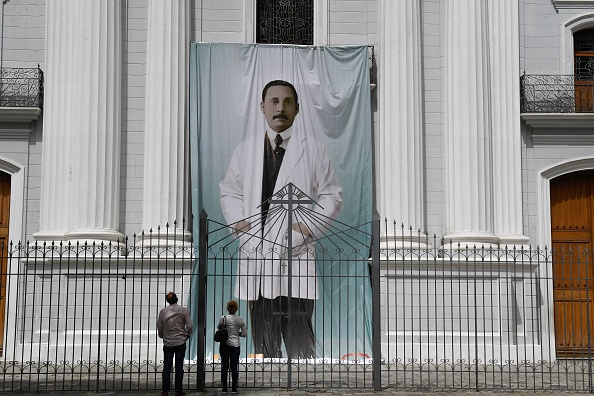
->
[[340, 352, 371, 362]]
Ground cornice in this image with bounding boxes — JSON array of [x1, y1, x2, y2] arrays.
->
[[0, 107, 41, 123], [553, 0, 594, 9], [521, 113, 594, 128]]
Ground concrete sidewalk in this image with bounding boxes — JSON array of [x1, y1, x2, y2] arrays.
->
[[1, 389, 589, 396]]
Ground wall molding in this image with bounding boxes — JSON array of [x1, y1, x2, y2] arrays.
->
[[554, 0, 594, 10]]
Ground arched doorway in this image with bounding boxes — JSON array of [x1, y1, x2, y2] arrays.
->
[[574, 28, 594, 112], [0, 171, 9, 355], [551, 170, 594, 356]]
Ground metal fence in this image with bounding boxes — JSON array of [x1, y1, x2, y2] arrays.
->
[[520, 74, 594, 113], [0, 67, 43, 109], [1, 221, 594, 392]]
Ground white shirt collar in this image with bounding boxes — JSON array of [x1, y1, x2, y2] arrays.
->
[[266, 125, 293, 147]]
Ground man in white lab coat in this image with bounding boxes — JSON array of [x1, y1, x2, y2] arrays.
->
[[220, 80, 343, 358]]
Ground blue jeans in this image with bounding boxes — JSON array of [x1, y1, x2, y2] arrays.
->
[[162, 343, 186, 393], [219, 342, 240, 391]]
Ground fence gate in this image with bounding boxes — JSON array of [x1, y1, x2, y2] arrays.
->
[[196, 183, 380, 390]]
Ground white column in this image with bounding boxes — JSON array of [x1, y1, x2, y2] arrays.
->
[[443, 0, 498, 248], [35, 0, 123, 244], [139, 0, 192, 247], [378, 0, 428, 249], [66, 0, 124, 245], [35, 0, 73, 241], [488, 0, 530, 248]]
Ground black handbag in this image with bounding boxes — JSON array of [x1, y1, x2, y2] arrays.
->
[[214, 316, 228, 342]]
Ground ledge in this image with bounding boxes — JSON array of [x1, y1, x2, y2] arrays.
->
[[0, 107, 41, 123], [521, 113, 594, 128], [553, 0, 594, 9]]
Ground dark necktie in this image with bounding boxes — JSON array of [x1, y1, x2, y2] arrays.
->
[[261, 133, 285, 231], [274, 134, 285, 159]]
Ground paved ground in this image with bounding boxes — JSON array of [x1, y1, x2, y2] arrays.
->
[[2, 389, 592, 395], [3, 365, 593, 395]]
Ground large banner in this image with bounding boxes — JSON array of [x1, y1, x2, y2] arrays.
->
[[189, 43, 372, 361]]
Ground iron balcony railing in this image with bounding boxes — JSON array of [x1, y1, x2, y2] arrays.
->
[[520, 74, 594, 113], [0, 66, 43, 110]]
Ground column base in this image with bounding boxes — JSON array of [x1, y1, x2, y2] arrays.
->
[[33, 231, 67, 243], [441, 231, 499, 250], [135, 228, 193, 249], [63, 229, 126, 248], [380, 232, 431, 250], [496, 233, 531, 250]]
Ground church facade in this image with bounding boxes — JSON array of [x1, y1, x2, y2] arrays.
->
[[0, 0, 593, 372]]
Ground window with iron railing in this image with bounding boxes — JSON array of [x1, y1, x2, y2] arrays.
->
[[520, 29, 594, 113], [256, 0, 314, 45]]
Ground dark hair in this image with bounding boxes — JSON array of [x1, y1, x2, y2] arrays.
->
[[226, 300, 238, 314], [166, 292, 178, 305], [261, 80, 299, 104]]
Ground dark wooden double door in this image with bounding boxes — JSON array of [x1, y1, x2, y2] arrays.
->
[[0, 172, 9, 355], [552, 171, 594, 355]]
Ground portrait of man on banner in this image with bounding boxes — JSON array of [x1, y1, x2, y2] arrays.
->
[[219, 79, 343, 358], [189, 43, 373, 361]]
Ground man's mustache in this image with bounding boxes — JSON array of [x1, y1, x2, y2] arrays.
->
[[273, 114, 288, 120]]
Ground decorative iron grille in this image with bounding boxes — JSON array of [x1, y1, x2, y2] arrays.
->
[[574, 29, 594, 82], [520, 74, 594, 113], [575, 29, 594, 52], [0, 67, 43, 109], [256, 0, 313, 45], [575, 55, 594, 81]]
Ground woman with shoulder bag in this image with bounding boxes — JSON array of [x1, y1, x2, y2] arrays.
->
[[218, 300, 246, 394]]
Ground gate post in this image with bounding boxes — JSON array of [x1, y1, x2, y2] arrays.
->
[[197, 210, 208, 391], [371, 211, 382, 391]]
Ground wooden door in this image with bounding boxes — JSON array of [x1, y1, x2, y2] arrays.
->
[[0, 172, 9, 355], [551, 171, 594, 356], [575, 70, 593, 113], [574, 29, 594, 113]]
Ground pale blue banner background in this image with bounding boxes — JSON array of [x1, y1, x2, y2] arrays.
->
[[189, 42, 372, 360]]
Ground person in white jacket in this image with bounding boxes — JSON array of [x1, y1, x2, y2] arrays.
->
[[220, 80, 343, 359]]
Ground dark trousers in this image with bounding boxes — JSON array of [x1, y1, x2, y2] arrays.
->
[[162, 343, 186, 393], [219, 342, 240, 391], [249, 295, 315, 359]]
